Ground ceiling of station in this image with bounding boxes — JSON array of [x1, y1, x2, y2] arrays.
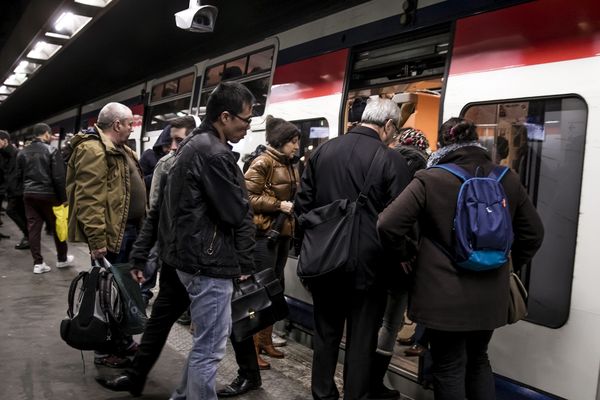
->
[[0, 0, 370, 131]]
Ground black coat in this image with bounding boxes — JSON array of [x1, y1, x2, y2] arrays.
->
[[0, 145, 20, 197], [158, 121, 255, 278], [378, 146, 544, 331], [16, 139, 66, 202], [295, 126, 411, 290]]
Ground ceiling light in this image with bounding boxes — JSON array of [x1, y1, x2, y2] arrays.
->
[[14, 60, 41, 75], [27, 41, 62, 60], [0, 86, 15, 95], [54, 12, 92, 37], [0, 95, 7, 102], [74, 0, 113, 7], [4, 74, 28, 86], [45, 31, 71, 40]]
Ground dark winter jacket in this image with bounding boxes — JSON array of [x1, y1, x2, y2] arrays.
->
[[295, 125, 411, 290], [377, 145, 544, 331], [16, 139, 66, 202], [158, 121, 255, 278], [0, 144, 20, 197], [139, 125, 171, 191]]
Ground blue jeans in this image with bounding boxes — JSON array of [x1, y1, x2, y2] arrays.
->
[[171, 271, 234, 400], [376, 290, 409, 355]]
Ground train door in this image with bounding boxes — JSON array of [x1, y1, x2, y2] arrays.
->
[[343, 26, 450, 385]]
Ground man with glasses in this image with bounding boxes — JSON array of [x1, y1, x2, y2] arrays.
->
[[294, 97, 411, 400], [159, 82, 256, 400], [66, 101, 145, 367]]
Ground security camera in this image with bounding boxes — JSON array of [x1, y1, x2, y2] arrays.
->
[[175, 0, 218, 33]]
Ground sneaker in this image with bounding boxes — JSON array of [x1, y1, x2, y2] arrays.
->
[[272, 333, 287, 347], [15, 237, 30, 250], [56, 254, 74, 269], [33, 262, 51, 274]]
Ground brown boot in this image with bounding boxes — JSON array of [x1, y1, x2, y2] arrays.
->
[[253, 335, 271, 370], [257, 325, 284, 358]]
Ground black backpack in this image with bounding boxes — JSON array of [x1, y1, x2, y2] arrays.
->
[[60, 264, 122, 352], [242, 144, 267, 173]]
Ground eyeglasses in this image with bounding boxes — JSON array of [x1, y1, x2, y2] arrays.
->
[[388, 119, 401, 138], [227, 111, 252, 125]]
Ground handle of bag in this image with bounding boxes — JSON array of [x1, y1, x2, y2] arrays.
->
[[93, 257, 112, 270]]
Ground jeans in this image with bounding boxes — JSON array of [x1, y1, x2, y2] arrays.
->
[[106, 223, 138, 264], [253, 235, 290, 289], [376, 290, 409, 355], [171, 271, 234, 400], [427, 329, 495, 400], [140, 243, 159, 304]]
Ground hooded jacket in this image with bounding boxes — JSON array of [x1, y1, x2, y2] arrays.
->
[[139, 125, 171, 191], [244, 146, 299, 237], [65, 126, 142, 252]]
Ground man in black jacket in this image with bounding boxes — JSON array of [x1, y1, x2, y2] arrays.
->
[[0, 130, 29, 249], [295, 98, 411, 400], [160, 82, 256, 400], [17, 123, 73, 273]]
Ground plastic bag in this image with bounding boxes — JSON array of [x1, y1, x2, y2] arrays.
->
[[52, 204, 68, 242]]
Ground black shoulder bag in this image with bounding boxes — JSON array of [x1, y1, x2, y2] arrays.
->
[[296, 146, 384, 279]]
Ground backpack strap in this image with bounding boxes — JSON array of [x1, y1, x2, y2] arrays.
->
[[430, 163, 472, 182], [488, 165, 510, 182], [78, 268, 101, 326]]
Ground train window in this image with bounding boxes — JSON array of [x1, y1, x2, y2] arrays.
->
[[179, 74, 195, 94], [462, 96, 587, 328], [199, 46, 275, 118], [151, 72, 195, 102], [144, 95, 192, 133]]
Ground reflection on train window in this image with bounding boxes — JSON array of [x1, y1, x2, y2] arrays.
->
[[462, 96, 587, 328], [151, 72, 195, 102], [145, 95, 192, 133], [199, 46, 275, 118], [287, 118, 330, 258]]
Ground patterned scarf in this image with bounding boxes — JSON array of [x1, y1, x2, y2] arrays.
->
[[426, 141, 488, 168]]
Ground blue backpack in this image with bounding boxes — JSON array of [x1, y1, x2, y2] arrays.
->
[[431, 163, 514, 271]]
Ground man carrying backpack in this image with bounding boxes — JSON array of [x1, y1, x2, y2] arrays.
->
[[377, 118, 544, 400]]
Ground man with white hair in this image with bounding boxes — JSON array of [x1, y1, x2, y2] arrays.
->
[[294, 97, 411, 400], [65, 101, 145, 367]]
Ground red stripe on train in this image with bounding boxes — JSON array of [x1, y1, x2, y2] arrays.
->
[[270, 49, 349, 103], [450, 0, 600, 75]]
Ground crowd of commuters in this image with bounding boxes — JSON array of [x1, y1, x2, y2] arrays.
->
[[0, 81, 544, 400]]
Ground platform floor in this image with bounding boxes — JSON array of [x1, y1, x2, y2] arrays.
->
[[0, 215, 343, 400]]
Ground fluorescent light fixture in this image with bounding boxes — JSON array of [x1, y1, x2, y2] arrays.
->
[[4, 73, 28, 86], [45, 31, 70, 40], [0, 95, 7, 101], [27, 41, 62, 60], [74, 0, 113, 7], [54, 12, 92, 37], [14, 60, 41, 74], [0, 85, 15, 95]]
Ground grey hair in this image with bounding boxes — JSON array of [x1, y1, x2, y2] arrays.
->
[[97, 102, 132, 130], [360, 98, 401, 126]]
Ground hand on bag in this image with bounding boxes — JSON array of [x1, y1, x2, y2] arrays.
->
[[130, 268, 146, 283], [239, 274, 251, 281], [91, 247, 107, 259], [280, 201, 294, 214]]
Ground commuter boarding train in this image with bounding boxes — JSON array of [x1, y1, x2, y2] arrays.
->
[[34, 0, 600, 398]]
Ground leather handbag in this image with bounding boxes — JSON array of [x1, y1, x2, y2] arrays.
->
[[255, 268, 289, 321], [297, 146, 384, 279], [231, 276, 275, 342], [508, 271, 528, 324]]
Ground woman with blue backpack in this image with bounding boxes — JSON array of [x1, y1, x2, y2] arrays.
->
[[377, 118, 544, 400]]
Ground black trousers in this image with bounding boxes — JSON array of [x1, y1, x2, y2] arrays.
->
[[6, 196, 28, 237], [231, 336, 260, 382], [24, 194, 67, 265], [309, 273, 387, 400], [427, 329, 495, 400], [128, 263, 190, 378]]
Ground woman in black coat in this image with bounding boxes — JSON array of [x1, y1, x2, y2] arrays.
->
[[377, 118, 544, 400]]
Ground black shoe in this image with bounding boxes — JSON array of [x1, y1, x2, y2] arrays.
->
[[217, 375, 261, 397], [95, 372, 143, 397], [15, 238, 30, 250], [368, 384, 400, 399]]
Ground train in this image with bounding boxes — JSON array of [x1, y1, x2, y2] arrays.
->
[[17, 0, 600, 398]]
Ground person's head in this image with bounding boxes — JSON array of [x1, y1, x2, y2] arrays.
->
[[360, 98, 401, 145], [33, 123, 52, 143], [265, 115, 300, 158], [438, 117, 478, 147], [0, 130, 10, 149], [396, 127, 430, 153], [169, 116, 197, 151], [96, 102, 134, 145], [206, 82, 255, 144]]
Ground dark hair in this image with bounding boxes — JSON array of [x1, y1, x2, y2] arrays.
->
[[205, 82, 255, 123], [33, 123, 52, 137], [170, 116, 196, 133], [438, 117, 478, 147], [0, 130, 10, 141]]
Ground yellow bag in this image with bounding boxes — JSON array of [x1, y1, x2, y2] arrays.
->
[[52, 205, 69, 242]]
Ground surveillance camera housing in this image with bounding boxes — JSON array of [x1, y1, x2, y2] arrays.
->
[[175, 1, 218, 33]]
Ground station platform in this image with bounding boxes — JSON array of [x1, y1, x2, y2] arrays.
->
[[0, 216, 338, 400]]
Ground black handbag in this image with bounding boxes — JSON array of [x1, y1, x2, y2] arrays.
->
[[231, 275, 275, 342], [297, 146, 384, 279], [255, 268, 289, 321]]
